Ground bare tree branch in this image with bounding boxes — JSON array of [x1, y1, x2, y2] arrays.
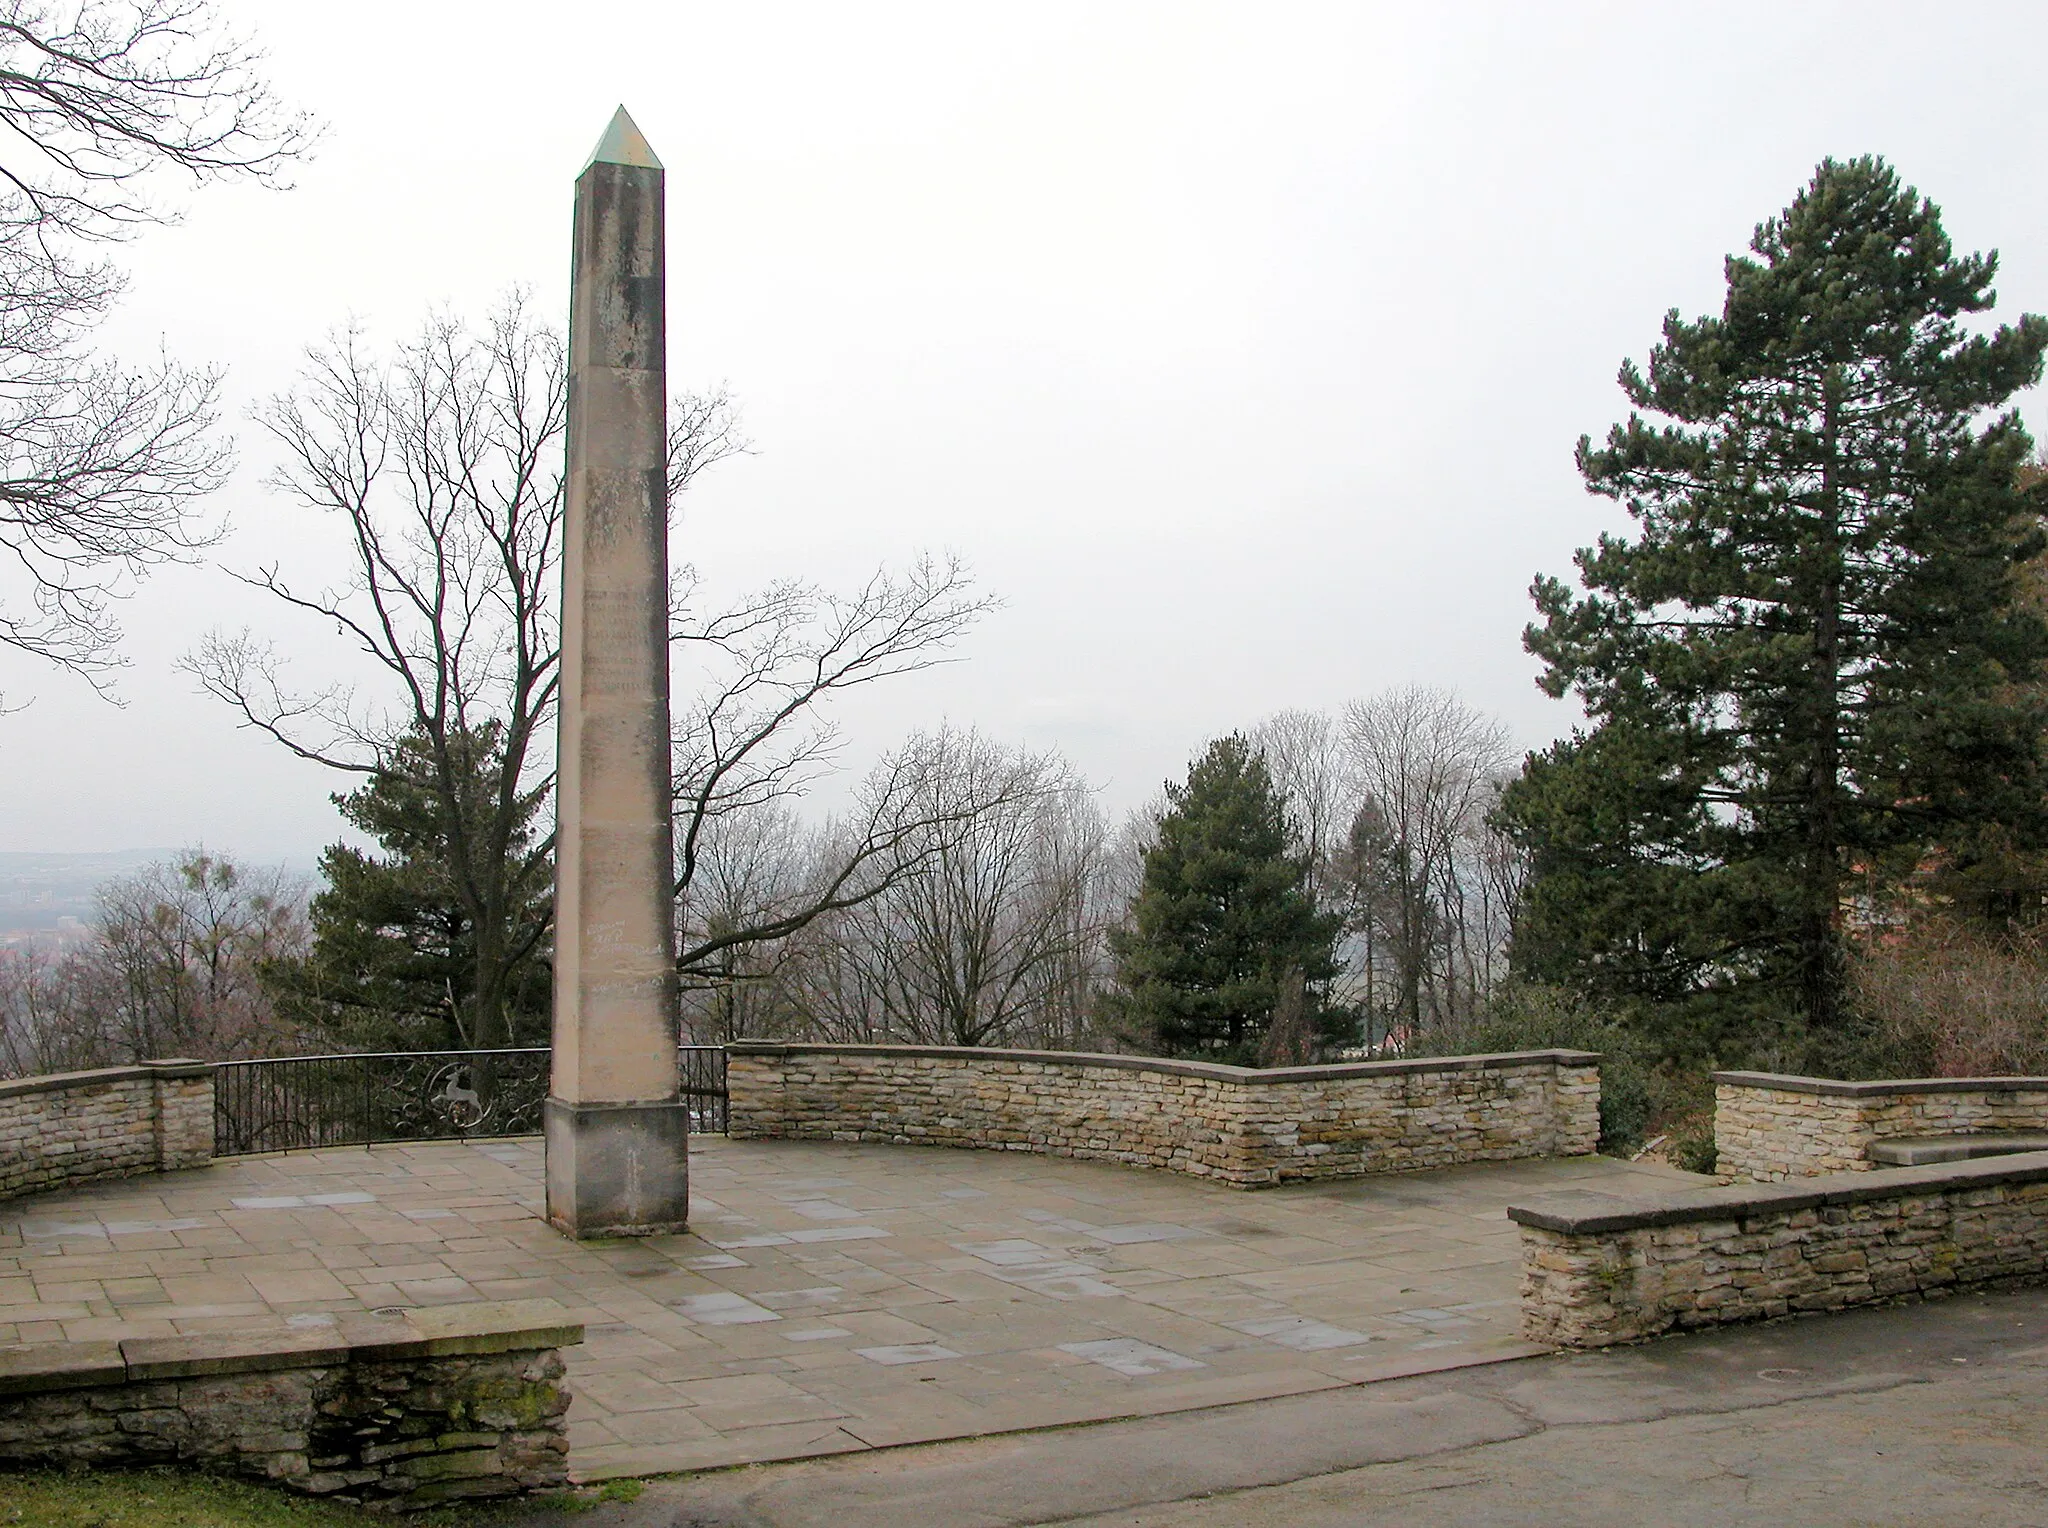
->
[[674, 728, 1100, 1053], [669, 551, 999, 905], [0, 1, 315, 682], [0, 0, 315, 249], [820, 731, 1108, 1048], [0, 848, 310, 1075], [667, 385, 750, 504], [1338, 685, 1517, 1036]]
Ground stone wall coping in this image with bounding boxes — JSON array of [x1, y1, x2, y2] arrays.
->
[[1713, 1069, 2048, 1098], [726, 1040, 1601, 1085], [138, 1058, 213, 1076], [0, 1059, 212, 1101], [0, 1341, 126, 1397], [1869, 1134, 2048, 1167], [0, 1299, 582, 1397], [1507, 1149, 2048, 1235]]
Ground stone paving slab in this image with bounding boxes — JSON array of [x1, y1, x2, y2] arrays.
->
[[577, 1286, 2048, 1528], [0, 1134, 1701, 1480]]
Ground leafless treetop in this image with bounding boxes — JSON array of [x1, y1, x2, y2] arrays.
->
[[0, 0, 314, 249], [0, 1, 316, 685]]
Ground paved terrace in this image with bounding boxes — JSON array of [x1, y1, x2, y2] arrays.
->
[[0, 1135, 1701, 1481]]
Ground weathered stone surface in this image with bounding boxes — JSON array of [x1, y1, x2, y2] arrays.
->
[[369, 1299, 588, 1358], [545, 1097, 690, 1237], [727, 1043, 1602, 1189], [0, 1342, 125, 1396], [122, 1330, 347, 1382], [1869, 1133, 2048, 1166], [1511, 1150, 2048, 1347], [0, 1061, 213, 1201], [547, 104, 687, 1237], [0, 1305, 580, 1508], [1715, 1072, 2048, 1181]]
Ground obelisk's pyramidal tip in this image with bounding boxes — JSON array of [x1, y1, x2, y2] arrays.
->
[[584, 105, 662, 171]]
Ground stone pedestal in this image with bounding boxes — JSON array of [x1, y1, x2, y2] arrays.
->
[[546, 106, 687, 1238], [544, 1099, 691, 1237]]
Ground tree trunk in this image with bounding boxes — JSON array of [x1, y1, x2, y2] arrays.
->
[[1801, 371, 1846, 1032]]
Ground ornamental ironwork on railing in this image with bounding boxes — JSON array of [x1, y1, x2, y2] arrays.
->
[[212, 1045, 729, 1157]]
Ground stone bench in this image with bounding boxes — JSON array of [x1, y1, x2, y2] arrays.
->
[[1868, 1133, 2048, 1167], [0, 1299, 581, 1508]]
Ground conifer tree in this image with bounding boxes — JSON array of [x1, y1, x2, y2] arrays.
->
[[1501, 157, 2048, 1048], [1106, 735, 1340, 1061], [266, 727, 552, 1051]]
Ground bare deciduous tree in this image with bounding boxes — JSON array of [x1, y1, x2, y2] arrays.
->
[[1250, 707, 1352, 906], [0, 0, 313, 681], [87, 849, 308, 1061], [187, 300, 585, 1050], [673, 801, 820, 1041], [670, 552, 998, 971], [676, 727, 1062, 1028], [830, 730, 1105, 1048], [1338, 686, 1517, 1037], [1103, 795, 1165, 913], [0, 941, 84, 1075], [0, 849, 308, 1075], [679, 731, 1110, 1049], [190, 299, 997, 1050]]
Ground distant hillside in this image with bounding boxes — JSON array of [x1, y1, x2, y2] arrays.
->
[[0, 849, 177, 936]]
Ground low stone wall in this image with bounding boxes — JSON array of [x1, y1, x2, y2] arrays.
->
[[1715, 1071, 2048, 1181], [0, 1059, 213, 1201], [1510, 1152, 2048, 1348], [727, 1042, 1601, 1188], [0, 1300, 580, 1509]]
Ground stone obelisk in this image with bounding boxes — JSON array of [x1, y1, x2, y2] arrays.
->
[[545, 106, 688, 1238]]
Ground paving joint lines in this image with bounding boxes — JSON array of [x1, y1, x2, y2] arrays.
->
[[610, 1286, 2048, 1528], [0, 1132, 1703, 1481]]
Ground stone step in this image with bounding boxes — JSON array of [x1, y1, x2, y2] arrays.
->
[[1869, 1135, 2048, 1167]]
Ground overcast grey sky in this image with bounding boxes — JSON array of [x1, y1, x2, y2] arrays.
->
[[3, 1, 2045, 861]]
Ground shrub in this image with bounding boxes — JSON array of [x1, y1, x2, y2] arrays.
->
[[1667, 1113, 1719, 1174], [1842, 920, 2048, 1079], [1418, 983, 1655, 1155]]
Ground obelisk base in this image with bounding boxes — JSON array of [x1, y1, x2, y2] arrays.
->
[[544, 1098, 691, 1237]]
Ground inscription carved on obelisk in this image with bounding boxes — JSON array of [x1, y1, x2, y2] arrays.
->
[[544, 106, 688, 1237]]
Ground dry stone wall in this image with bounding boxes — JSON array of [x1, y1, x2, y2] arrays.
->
[[0, 1301, 579, 1508], [1716, 1072, 2048, 1181], [726, 1043, 1601, 1188], [1511, 1151, 2048, 1348], [0, 1061, 213, 1201]]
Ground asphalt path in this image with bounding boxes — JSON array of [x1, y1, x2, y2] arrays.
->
[[542, 1286, 2048, 1528]]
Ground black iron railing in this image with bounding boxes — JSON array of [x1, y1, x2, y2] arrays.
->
[[213, 1045, 728, 1157], [678, 1045, 729, 1134]]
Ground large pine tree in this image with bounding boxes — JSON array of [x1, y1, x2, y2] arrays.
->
[[266, 727, 553, 1051], [1106, 735, 1340, 1062], [1501, 157, 2048, 1050]]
